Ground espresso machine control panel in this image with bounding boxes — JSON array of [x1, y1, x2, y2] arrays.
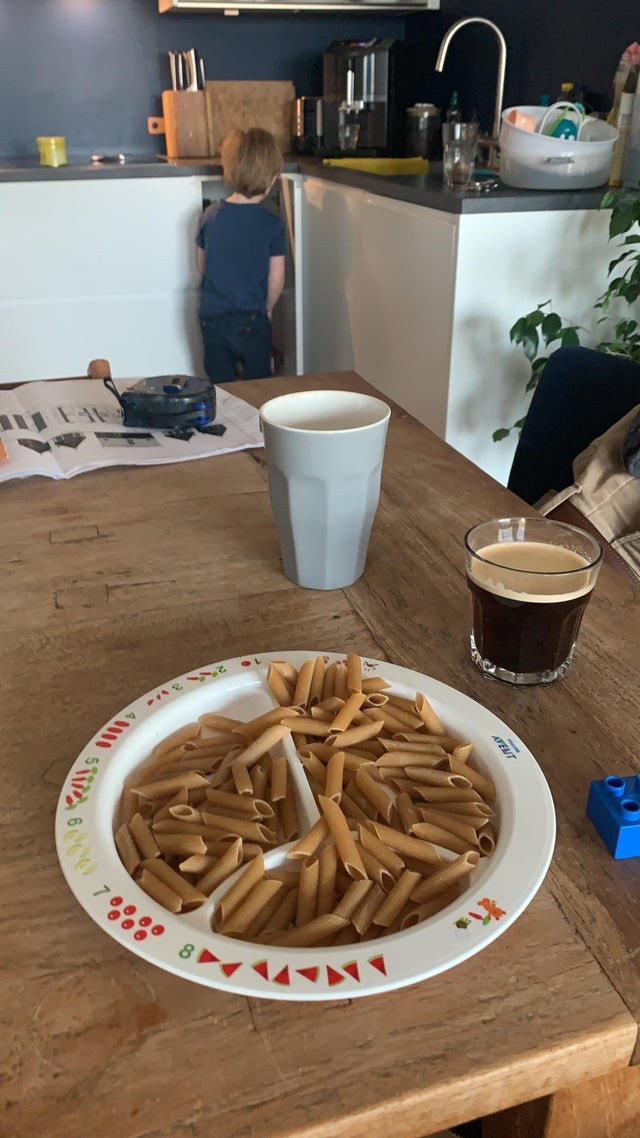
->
[[322, 38, 408, 156]]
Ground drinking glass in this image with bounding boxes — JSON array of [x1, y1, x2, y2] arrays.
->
[[464, 516, 603, 685], [442, 122, 478, 188], [260, 389, 390, 590]]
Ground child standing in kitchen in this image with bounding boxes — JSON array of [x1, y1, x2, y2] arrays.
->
[[196, 127, 286, 382]]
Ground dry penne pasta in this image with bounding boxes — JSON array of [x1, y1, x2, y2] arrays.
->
[[115, 652, 498, 950]]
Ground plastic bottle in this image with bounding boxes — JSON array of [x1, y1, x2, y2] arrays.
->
[[555, 81, 575, 104], [608, 51, 633, 125], [446, 90, 462, 124], [540, 93, 551, 107], [609, 66, 638, 186]]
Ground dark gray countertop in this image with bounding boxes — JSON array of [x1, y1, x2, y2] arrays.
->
[[0, 153, 607, 214]]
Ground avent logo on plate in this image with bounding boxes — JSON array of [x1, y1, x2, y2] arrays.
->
[[492, 735, 520, 760]]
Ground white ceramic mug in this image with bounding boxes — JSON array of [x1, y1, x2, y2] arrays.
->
[[260, 389, 391, 590]]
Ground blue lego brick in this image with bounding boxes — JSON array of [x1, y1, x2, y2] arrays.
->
[[587, 774, 640, 859]]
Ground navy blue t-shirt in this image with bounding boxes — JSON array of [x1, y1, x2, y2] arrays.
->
[[196, 199, 286, 319]]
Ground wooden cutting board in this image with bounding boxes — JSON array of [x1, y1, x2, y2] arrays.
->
[[205, 81, 295, 156]]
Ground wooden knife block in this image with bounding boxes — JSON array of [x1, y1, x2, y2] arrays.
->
[[161, 91, 209, 159], [158, 82, 294, 159]]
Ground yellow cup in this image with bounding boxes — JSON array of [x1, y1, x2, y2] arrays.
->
[[36, 136, 68, 168]]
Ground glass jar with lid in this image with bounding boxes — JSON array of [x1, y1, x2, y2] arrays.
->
[[406, 104, 442, 160]]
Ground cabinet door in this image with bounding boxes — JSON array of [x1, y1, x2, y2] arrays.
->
[[0, 177, 204, 382], [300, 177, 457, 437]]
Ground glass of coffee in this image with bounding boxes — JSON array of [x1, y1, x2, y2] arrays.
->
[[464, 516, 603, 685]]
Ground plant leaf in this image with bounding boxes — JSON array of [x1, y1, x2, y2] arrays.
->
[[561, 327, 580, 347], [541, 312, 562, 345], [520, 327, 539, 362], [492, 427, 510, 442]]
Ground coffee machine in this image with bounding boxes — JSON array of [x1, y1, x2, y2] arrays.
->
[[322, 38, 408, 156]]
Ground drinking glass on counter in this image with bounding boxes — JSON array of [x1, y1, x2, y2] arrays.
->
[[442, 121, 478, 188], [260, 389, 390, 590], [338, 104, 361, 151], [464, 516, 603, 685]]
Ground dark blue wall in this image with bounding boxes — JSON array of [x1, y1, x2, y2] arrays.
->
[[0, 0, 637, 156]]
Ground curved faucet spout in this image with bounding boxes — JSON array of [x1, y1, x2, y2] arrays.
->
[[435, 16, 507, 143]]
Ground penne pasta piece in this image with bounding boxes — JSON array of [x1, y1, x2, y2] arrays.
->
[[330, 692, 367, 734], [281, 716, 331, 738], [209, 749, 243, 789], [220, 878, 284, 936], [154, 723, 202, 758], [417, 808, 480, 846], [266, 914, 349, 948], [376, 704, 423, 730], [130, 772, 209, 801], [394, 792, 420, 833], [405, 768, 471, 789], [334, 664, 349, 702], [412, 786, 482, 804], [326, 720, 383, 749], [266, 664, 294, 706], [185, 733, 240, 749], [339, 788, 371, 824], [357, 844, 395, 892], [298, 748, 327, 782], [270, 659, 298, 685], [325, 751, 345, 803], [296, 856, 319, 926], [410, 851, 480, 904], [246, 885, 294, 939], [361, 676, 391, 693], [400, 884, 460, 929], [447, 755, 495, 803], [239, 841, 265, 862], [365, 707, 415, 735], [366, 821, 443, 867], [140, 858, 207, 910], [317, 696, 345, 713], [308, 655, 326, 706], [231, 758, 254, 796], [152, 820, 228, 838], [333, 879, 373, 921], [178, 854, 212, 874], [372, 869, 422, 928], [321, 662, 337, 701], [380, 739, 448, 754], [201, 811, 276, 844], [215, 851, 265, 925], [354, 765, 394, 822], [477, 822, 496, 856], [251, 764, 268, 802], [260, 887, 298, 935], [316, 844, 338, 917], [351, 882, 385, 935], [392, 732, 463, 751], [154, 833, 208, 857], [198, 712, 245, 733], [453, 742, 474, 764], [234, 724, 291, 768], [205, 789, 260, 817], [278, 783, 300, 842], [375, 751, 442, 770], [292, 657, 315, 708], [115, 823, 140, 875], [269, 755, 288, 803], [235, 706, 300, 741], [310, 707, 334, 722], [137, 868, 183, 913], [429, 806, 494, 828], [287, 817, 330, 860], [129, 812, 161, 860], [413, 692, 446, 735], [346, 652, 362, 694], [120, 787, 139, 827], [357, 824, 404, 876], [362, 693, 389, 708], [168, 804, 202, 821], [386, 695, 425, 715], [410, 821, 474, 857], [318, 796, 367, 880]]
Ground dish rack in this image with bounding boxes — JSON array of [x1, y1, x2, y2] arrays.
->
[[499, 104, 618, 191]]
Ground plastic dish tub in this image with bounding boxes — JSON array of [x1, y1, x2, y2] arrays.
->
[[499, 105, 618, 190]]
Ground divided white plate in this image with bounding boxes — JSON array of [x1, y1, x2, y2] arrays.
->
[[55, 651, 555, 1000]]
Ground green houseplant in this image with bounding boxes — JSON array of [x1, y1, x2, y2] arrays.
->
[[494, 187, 640, 442]]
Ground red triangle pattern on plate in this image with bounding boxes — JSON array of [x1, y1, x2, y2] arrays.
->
[[220, 962, 242, 977], [197, 949, 219, 964], [368, 954, 387, 975], [342, 960, 360, 981], [326, 965, 345, 986], [296, 966, 319, 983], [272, 966, 290, 985], [252, 960, 269, 980]]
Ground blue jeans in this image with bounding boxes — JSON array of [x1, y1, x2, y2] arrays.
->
[[200, 310, 271, 382]]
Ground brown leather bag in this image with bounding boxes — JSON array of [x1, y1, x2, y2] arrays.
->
[[539, 405, 640, 587]]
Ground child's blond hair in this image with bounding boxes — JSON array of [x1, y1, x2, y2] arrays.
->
[[220, 128, 283, 198]]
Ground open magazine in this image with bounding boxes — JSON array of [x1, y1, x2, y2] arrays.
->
[[0, 379, 263, 482]]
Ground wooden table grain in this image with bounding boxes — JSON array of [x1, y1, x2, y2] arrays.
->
[[2, 372, 639, 1138]]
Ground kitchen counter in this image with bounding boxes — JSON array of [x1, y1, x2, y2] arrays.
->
[[0, 153, 607, 213]]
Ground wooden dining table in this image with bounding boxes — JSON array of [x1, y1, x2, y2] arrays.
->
[[3, 371, 640, 1138]]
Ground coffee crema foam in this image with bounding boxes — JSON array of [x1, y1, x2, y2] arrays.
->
[[469, 541, 593, 603]]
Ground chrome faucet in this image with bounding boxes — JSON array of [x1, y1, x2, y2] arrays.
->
[[435, 17, 507, 156]]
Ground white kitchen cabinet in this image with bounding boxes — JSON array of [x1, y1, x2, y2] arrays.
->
[[0, 177, 205, 382], [300, 176, 614, 485]]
